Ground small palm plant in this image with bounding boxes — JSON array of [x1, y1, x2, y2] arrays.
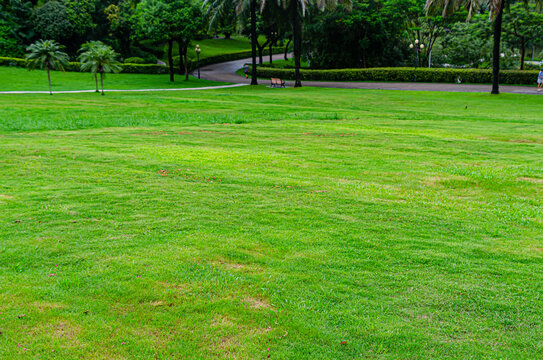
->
[[78, 41, 105, 93], [79, 44, 122, 95], [26, 40, 69, 95]]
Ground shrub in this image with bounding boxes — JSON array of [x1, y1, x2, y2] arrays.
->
[[523, 62, 542, 71], [0, 56, 27, 67], [0, 56, 168, 74], [124, 57, 146, 64], [255, 67, 539, 85]]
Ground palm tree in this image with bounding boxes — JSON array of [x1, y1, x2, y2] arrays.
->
[[204, 0, 259, 85], [26, 40, 69, 95], [426, 0, 542, 94], [79, 44, 122, 95], [78, 41, 105, 93]]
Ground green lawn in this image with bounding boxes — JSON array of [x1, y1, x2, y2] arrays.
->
[[0, 66, 227, 92], [161, 36, 269, 61], [0, 86, 542, 359], [261, 58, 309, 69]]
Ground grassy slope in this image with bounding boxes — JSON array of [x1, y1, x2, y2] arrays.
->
[[163, 36, 269, 61], [0, 87, 542, 359], [0, 67, 227, 92]]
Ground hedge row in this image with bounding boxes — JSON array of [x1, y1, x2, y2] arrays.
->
[[0, 56, 169, 74], [255, 66, 540, 85]]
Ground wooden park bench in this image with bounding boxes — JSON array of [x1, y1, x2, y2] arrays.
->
[[270, 78, 286, 88]]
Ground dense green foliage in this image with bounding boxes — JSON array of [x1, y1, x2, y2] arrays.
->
[[1, 0, 542, 73], [255, 66, 540, 84], [0, 87, 542, 358]]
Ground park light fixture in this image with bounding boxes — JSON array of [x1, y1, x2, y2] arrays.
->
[[409, 39, 424, 82], [195, 44, 201, 79]]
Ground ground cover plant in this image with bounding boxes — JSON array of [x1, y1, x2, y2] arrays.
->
[[0, 67, 227, 92], [0, 86, 542, 359]]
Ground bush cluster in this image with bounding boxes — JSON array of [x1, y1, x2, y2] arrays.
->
[[123, 57, 147, 64], [255, 66, 540, 85], [1, 56, 169, 74], [523, 62, 543, 71]]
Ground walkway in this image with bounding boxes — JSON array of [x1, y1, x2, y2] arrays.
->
[[197, 54, 542, 95], [0, 83, 246, 95]]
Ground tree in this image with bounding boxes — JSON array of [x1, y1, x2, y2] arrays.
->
[[425, 0, 542, 94], [0, 0, 33, 57], [274, 0, 351, 87], [25, 39, 69, 95], [304, 0, 412, 69], [171, 0, 202, 80], [203, 0, 237, 39], [104, 0, 136, 57], [78, 40, 104, 92], [503, 3, 543, 70], [79, 43, 122, 95], [436, 17, 492, 67], [205, 0, 259, 84], [33, 1, 74, 43], [136, 0, 202, 82]]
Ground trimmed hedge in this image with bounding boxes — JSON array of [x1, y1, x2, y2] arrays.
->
[[0, 57, 169, 74], [124, 57, 146, 64], [0, 56, 27, 67], [255, 66, 540, 85]]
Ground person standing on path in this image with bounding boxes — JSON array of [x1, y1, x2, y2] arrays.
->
[[244, 63, 250, 79], [538, 69, 543, 92]]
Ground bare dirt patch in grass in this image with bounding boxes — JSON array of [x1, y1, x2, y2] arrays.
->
[[244, 297, 274, 310], [517, 177, 543, 184]]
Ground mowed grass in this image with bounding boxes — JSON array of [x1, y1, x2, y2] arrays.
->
[[0, 66, 228, 92], [0, 87, 542, 359], [163, 35, 270, 61]]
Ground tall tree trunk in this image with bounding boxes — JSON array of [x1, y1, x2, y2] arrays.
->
[[520, 38, 525, 70], [284, 38, 291, 60], [168, 39, 174, 82], [224, 32, 231, 40], [183, 45, 189, 81], [257, 39, 269, 65], [178, 40, 185, 75], [100, 72, 104, 95], [47, 66, 52, 95], [491, 0, 505, 95], [292, 2, 302, 88], [94, 73, 99, 92], [250, 0, 258, 85]]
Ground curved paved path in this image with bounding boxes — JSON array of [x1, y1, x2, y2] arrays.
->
[[197, 54, 542, 95], [0, 83, 246, 95]]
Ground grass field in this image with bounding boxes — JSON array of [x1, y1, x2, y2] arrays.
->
[[0, 85, 542, 359], [0, 67, 227, 92], [161, 36, 269, 61]]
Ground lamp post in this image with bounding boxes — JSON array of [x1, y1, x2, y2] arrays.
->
[[409, 39, 424, 82], [269, 31, 277, 64], [195, 44, 201, 79]]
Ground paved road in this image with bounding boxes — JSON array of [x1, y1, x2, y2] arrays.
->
[[0, 83, 247, 95], [197, 54, 543, 95]]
